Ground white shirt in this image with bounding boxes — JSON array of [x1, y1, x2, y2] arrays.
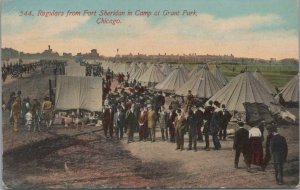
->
[[249, 127, 262, 138]]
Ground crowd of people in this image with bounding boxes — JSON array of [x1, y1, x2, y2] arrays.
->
[[2, 61, 38, 82]]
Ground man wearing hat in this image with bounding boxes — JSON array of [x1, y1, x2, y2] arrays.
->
[[270, 127, 288, 185], [185, 90, 194, 112], [113, 106, 125, 140], [41, 96, 53, 129], [11, 97, 21, 132], [32, 98, 41, 131], [209, 101, 222, 150], [194, 104, 204, 142], [174, 109, 186, 150], [219, 104, 232, 140], [103, 105, 114, 138], [125, 104, 138, 143], [203, 100, 215, 150], [233, 121, 250, 169], [262, 125, 275, 171]]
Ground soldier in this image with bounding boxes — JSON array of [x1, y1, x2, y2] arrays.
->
[[174, 109, 186, 151], [233, 121, 250, 170], [31, 98, 41, 131], [186, 109, 198, 151], [203, 101, 215, 151], [147, 105, 157, 142], [210, 101, 222, 150], [113, 106, 125, 140], [126, 105, 138, 143], [11, 98, 21, 132], [158, 106, 169, 141], [41, 96, 53, 129]]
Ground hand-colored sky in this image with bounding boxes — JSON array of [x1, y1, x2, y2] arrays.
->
[[2, 0, 299, 59]]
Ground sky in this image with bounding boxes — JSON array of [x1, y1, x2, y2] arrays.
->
[[2, 0, 299, 59]]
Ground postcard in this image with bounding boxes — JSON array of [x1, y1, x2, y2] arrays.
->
[[1, 0, 299, 189]]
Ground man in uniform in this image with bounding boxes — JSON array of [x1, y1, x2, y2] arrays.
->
[[174, 109, 186, 151], [11, 98, 21, 132], [32, 98, 41, 131], [41, 96, 53, 129], [147, 105, 157, 142], [158, 106, 169, 141]]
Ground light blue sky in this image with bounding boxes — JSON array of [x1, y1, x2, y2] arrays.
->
[[2, 0, 299, 59]]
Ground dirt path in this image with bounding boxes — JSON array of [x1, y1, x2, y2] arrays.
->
[[2, 69, 299, 189]]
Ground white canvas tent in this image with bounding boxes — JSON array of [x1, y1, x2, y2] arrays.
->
[[130, 64, 148, 82], [188, 65, 202, 78], [276, 74, 299, 103], [211, 66, 228, 86], [252, 70, 276, 95], [207, 72, 278, 113], [128, 63, 140, 76], [175, 68, 223, 98], [161, 64, 173, 75], [138, 64, 166, 84], [155, 67, 188, 92], [55, 75, 103, 111]]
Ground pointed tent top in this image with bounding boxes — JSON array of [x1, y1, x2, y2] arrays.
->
[[175, 68, 223, 98], [252, 71, 276, 95], [276, 74, 299, 103], [211, 67, 228, 86], [155, 67, 188, 92], [208, 72, 277, 112], [137, 64, 166, 83]]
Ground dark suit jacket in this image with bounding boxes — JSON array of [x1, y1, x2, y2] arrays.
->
[[103, 109, 114, 126], [270, 134, 288, 163], [233, 127, 249, 151]]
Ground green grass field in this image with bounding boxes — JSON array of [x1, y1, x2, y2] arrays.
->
[[185, 63, 298, 88]]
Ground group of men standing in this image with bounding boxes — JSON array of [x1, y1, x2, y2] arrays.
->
[[102, 86, 233, 153], [233, 121, 288, 185], [6, 90, 54, 132]]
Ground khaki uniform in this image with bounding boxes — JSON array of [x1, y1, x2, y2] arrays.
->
[[11, 100, 21, 132], [147, 110, 156, 142], [174, 116, 186, 150], [42, 100, 53, 121]]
